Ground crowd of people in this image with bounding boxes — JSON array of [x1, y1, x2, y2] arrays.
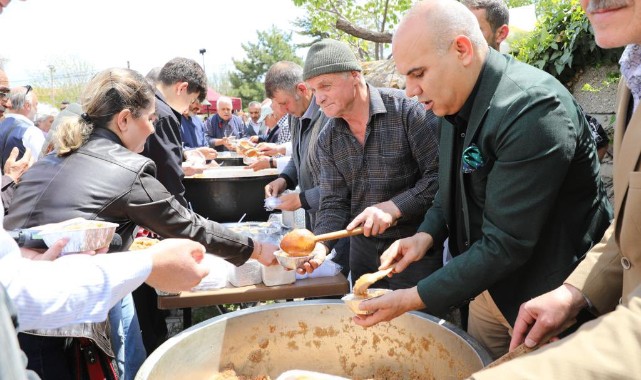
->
[[1, 0, 640, 378]]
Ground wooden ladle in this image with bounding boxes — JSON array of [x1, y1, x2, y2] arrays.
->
[[280, 227, 364, 257], [353, 267, 394, 296]]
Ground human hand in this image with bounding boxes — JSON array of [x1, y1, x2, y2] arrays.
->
[[194, 147, 218, 160], [265, 177, 287, 198], [275, 192, 301, 211], [20, 237, 108, 261], [4, 147, 34, 183], [379, 233, 433, 273], [347, 201, 400, 237], [249, 135, 259, 144], [353, 287, 425, 327], [183, 149, 207, 176], [20, 237, 68, 261], [182, 164, 204, 177], [256, 143, 282, 156], [144, 238, 209, 293], [510, 284, 586, 350], [295, 243, 328, 275], [251, 241, 278, 266], [222, 138, 235, 151], [244, 157, 270, 171], [214, 138, 225, 147]]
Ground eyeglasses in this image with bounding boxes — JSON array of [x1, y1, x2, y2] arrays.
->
[[24, 85, 32, 96], [0, 84, 10, 99]]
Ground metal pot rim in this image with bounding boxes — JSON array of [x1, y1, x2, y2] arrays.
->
[[184, 174, 279, 182], [149, 299, 493, 367]]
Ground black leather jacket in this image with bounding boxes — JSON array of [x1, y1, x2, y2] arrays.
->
[[4, 128, 254, 265]]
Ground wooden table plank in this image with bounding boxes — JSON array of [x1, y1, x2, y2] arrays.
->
[[157, 274, 350, 310]]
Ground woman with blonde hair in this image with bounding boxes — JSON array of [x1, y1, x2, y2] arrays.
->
[[4, 67, 277, 380]]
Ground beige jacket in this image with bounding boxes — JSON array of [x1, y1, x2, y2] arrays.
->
[[565, 79, 641, 313], [470, 78, 641, 380]]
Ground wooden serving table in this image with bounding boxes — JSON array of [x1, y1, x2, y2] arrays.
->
[[158, 274, 350, 328]]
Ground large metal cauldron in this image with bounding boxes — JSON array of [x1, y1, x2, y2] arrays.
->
[[215, 151, 246, 167], [184, 168, 278, 223], [136, 301, 492, 379]]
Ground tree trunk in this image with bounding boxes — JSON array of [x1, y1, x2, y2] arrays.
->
[[335, 17, 392, 44]]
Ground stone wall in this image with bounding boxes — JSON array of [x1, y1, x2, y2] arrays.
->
[[361, 60, 405, 89], [570, 63, 620, 133]]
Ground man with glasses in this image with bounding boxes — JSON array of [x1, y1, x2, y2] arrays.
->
[[139, 57, 208, 356], [0, 85, 44, 170], [0, 68, 9, 123], [142, 57, 207, 208]]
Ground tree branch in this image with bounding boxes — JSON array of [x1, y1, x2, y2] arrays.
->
[[335, 17, 392, 44]]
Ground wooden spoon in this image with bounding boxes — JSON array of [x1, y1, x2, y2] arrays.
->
[[485, 319, 577, 368], [353, 267, 394, 296], [485, 342, 536, 369], [280, 227, 364, 257]]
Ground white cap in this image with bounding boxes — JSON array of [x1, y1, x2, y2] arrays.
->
[[257, 103, 273, 123]]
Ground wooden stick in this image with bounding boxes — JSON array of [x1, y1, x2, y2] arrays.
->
[[486, 319, 577, 368]]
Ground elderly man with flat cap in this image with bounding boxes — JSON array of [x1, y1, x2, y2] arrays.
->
[[302, 39, 442, 294]]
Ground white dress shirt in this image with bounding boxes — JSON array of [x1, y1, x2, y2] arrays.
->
[[0, 201, 152, 331]]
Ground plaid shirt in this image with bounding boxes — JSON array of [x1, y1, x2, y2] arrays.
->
[[315, 85, 440, 239], [276, 115, 291, 144]]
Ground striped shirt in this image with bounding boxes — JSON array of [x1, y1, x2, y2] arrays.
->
[[315, 85, 440, 239]]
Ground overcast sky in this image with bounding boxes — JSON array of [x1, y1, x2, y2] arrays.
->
[[1, 0, 307, 88]]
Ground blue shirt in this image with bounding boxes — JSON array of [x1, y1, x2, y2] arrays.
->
[[180, 114, 207, 148]]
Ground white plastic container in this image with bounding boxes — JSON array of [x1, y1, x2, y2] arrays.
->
[[261, 264, 296, 286], [191, 255, 231, 291], [228, 259, 262, 287]]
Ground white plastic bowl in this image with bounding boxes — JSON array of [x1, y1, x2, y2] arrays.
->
[[341, 288, 393, 315], [274, 249, 315, 271]]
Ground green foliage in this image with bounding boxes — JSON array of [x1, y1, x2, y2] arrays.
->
[[604, 70, 621, 85], [581, 83, 598, 92], [292, 0, 413, 60], [505, 0, 535, 7], [511, 0, 622, 85], [579, 70, 620, 92], [228, 26, 302, 109]]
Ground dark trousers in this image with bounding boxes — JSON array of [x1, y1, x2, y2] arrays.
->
[[349, 235, 442, 289], [132, 284, 168, 355], [18, 334, 73, 380]]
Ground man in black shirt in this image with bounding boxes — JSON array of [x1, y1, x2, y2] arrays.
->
[[142, 57, 207, 207], [138, 57, 207, 354]]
